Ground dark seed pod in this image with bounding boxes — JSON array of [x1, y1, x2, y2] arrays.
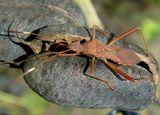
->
[[23, 51, 155, 110], [0, 0, 159, 112], [21, 25, 159, 111]]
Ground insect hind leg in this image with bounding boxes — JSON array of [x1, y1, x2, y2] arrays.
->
[[108, 27, 148, 52], [103, 59, 135, 82]]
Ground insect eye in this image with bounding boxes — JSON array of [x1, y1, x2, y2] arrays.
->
[[80, 39, 87, 44]]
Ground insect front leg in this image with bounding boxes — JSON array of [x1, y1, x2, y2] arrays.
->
[[92, 25, 112, 40]]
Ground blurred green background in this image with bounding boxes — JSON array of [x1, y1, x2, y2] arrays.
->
[[0, 0, 160, 115]]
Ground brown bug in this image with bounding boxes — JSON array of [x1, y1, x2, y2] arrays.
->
[[6, 24, 147, 90], [56, 25, 148, 88], [68, 25, 147, 80]]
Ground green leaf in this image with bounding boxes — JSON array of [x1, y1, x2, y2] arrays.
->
[[141, 19, 160, 41]]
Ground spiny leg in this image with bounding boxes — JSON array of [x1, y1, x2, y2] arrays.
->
[[103, 59, 135, 82], [108, 27, 148, 52], [83, 58, 113, 90]]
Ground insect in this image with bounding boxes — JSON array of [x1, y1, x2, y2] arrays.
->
[[66, 25, 147, 84], [6, 24, 147, 90]]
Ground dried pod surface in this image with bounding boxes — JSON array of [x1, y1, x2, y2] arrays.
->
[[23, 53, 154, 110], [0, 0, 159, 111]]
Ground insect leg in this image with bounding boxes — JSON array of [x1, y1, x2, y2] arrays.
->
[[83, 58, 113, 90], [108, 27, 148, 51], [92, 25, 111, 40], [89, 57, 95, 76], [93, 25, 111, 36], [103, 59, 135, 82], [92, 25, 96, 40], [38, 50, 78, 63]]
